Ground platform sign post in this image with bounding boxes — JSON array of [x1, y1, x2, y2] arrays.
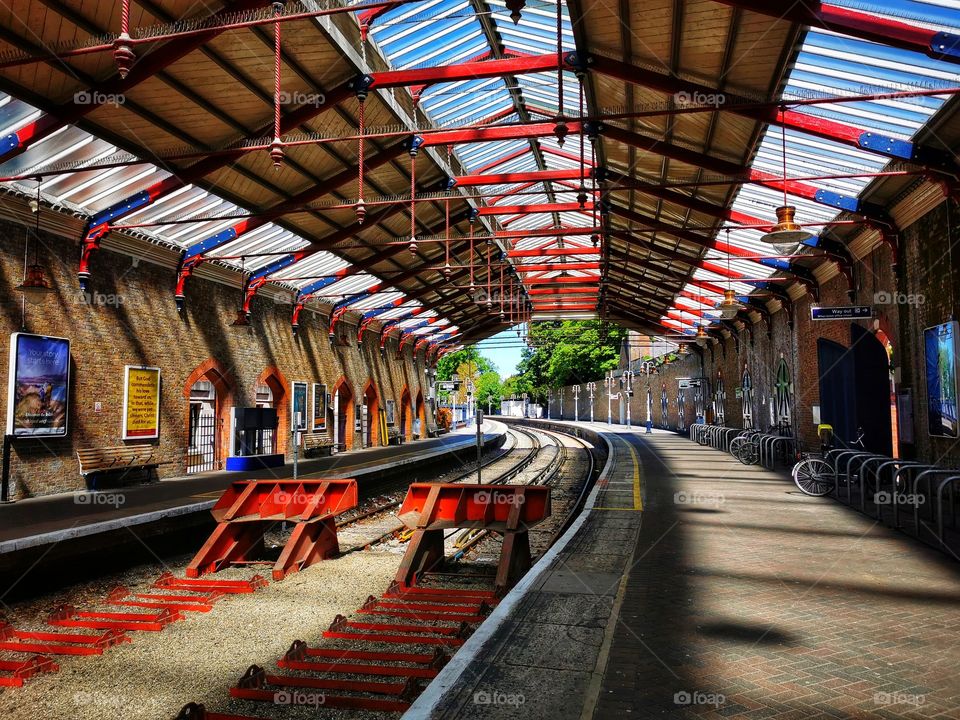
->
[[573, 384, 581, 422], [292, 411, 301, 480], [476, 410, 483, 484], [587, 382, 596, 424]]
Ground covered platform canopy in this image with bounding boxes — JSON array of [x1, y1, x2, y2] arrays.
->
[[0, 0, 958, 351]]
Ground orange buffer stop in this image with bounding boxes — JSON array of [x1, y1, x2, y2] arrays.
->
[[395, 483, 551, 592], [186, 479, 358, 581]]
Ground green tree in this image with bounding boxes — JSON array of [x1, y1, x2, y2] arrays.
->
[[436, 347, 493, 382], [474, 371, 503, 409], [514, 321, 625, 400]]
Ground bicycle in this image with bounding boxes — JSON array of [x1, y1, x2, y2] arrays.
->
[[792, 424, 864, 496], [729, 429, 762, 465]]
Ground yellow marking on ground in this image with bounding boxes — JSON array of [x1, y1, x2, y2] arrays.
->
[[625, 437, 643, 511], [592, 436, 643, 511]]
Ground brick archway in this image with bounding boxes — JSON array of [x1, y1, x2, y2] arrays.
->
[[399, 386, 413, 441], [256, 366, 289, 455], [363, 379, 380, 447], [415, 389, 427, 437], [183, 358, 237, 472], [332, 377, 355, 451]]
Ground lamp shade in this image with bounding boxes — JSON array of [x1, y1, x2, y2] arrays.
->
[[760, 205, 813, 254]]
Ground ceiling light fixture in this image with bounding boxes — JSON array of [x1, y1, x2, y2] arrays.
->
[[760, 109, 813, 254]]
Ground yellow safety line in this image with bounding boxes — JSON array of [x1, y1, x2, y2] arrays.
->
[[593, 436, 643, 512], [627, 440, 643, 511]]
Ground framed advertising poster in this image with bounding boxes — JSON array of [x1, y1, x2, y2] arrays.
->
[[122, 366, 161, 439], [292, 381, 308, 431], [6, 333, 70, 437], [312, 383, 326, 431], [385, 399, 396, 426], [924, 321, 959, 437]]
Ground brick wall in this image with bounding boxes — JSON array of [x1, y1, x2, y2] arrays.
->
[[552, 198, 960, 466], [0, 219, 431, 499]]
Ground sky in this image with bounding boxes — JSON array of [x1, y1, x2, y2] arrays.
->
[[476, 330, 526, 378]]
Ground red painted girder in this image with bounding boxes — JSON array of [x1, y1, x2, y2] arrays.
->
[[515, 262, 600, 272], [711, 1, 959, 63], [4, 0, 267, 161], [495, 226, 599, 240], [478, 202, 592, 216], [532, 305, 597, 311], [526, 275, 600, 285], [455, 169, 583, 186], [371, 52, 566, 89], [508, 247, 601, 257], [422, 121, 582, 147], [528, 287, 598, 295]]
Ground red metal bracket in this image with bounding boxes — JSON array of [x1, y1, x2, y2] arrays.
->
[[394, 483, 551, 592], [186, 479, 358, 581], [0, 654, 59, 687]]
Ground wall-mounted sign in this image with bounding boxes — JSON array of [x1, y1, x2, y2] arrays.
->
[[6, 333, 70, 437], [924, 321, 959, 437], [123, 366, 161, 439], [677, 378, 703, 389], [312, 383, 326, 431], [810, 306, 873, 321], [292, 382, 308, 431], [385, 399, 396, 426]]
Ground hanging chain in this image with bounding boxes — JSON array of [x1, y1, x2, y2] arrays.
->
[[270, 2, 284, 170], [409, 147, 418, 254], [444, 145, 452, 277], [356, 93, 366, 224]]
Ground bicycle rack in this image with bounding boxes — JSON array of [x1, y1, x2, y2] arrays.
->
[[935, 475, 960, 549], [892, 464, 936, 529], [719, 427, 740, 452], [912, 469, 960, 543], [759, 435, 794, 470], [858, 456, 898, 516]]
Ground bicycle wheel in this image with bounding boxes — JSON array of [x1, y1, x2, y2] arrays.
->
[[738, 442, 759, 465], [729, 437, 746, 458], [792, 458, 834, 496]]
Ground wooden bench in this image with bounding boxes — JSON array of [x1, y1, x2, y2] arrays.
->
[[302, 432, 334, 457], [77, 445, 164, 490]]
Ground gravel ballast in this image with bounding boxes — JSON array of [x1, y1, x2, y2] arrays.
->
[[0, 549, 402, 720]]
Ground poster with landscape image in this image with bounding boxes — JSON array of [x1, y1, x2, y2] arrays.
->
[[924, 321, 959, 437], [6, 333, 70, 436]]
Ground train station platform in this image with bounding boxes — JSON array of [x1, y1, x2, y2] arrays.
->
[[0, 422, 503, 560], [411, 422, 960, 719]]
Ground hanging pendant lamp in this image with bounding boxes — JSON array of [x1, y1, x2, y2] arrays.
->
[[760, 111, 812, 254], [16, 180, 54, 305]]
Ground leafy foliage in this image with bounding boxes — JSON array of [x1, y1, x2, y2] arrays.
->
[[509, 321, 626, 402]]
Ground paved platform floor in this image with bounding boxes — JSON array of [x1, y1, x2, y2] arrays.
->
[[0, 423, 499, 549], [417, 426, 960, 720]]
